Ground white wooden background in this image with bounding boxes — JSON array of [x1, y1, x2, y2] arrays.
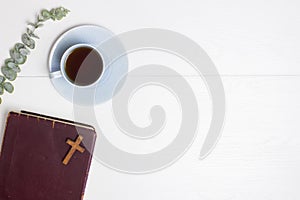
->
[[1, 0, 300, 199]]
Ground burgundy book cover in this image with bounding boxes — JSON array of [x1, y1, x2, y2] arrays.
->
[[0, 111, 97, 200]]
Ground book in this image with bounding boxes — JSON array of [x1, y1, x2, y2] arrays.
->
[[0, 111, 97, 200]]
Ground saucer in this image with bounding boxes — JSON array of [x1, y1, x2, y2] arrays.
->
[[48, 25, 128, 105]]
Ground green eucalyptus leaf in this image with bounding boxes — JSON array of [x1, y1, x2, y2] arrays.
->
[[5, 58, 14, 64], [0, 97, 2, 104], [12, 67, 21, 73], [6, 61, 17, 68], [54, 7, 67, 20], [50, 8, 55, 14], [27, 28, 33, 35], [6, 62, 21, 73], [10, 49, 20, 62], [21, 33, 35, 49], [38, 15, 45, 22], [28, 41, 35, 49], [10, 49, 26, 64], [21, 33, 30, 44], [41, 10, 51, 20], [59, 7, 69, 13], [49, 7, 69, 20], [1, 66, 17, 81], [27, 28, 40, 39], [0, 75, 5, 83], [16, 55, 26, 64], [0, 85, 3, 95], [50, 8, 56, 20], [19, 48, 30, 56], [15, 43, 25, 50], [3, 82, 14, 93], [57, 15, 64, 20], [55, 13, 64, 20]]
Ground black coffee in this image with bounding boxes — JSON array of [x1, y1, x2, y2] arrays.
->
[[65, 46, 103, 86]]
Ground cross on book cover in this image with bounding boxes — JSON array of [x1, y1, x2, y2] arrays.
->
[[0, 111, 97, 200]]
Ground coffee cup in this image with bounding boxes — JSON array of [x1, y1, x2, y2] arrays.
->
[[50, 43, 105, 88]]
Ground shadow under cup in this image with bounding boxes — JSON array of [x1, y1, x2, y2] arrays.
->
[[63, 45, 104, 87]]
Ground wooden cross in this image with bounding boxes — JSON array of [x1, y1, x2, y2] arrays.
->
[[63, 135, 85, 165]]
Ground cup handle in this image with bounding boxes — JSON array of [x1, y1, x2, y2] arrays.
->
[[49, 70, 62, 79]]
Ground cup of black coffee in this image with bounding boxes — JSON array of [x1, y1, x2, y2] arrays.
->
[[50, 44, 104, 87]]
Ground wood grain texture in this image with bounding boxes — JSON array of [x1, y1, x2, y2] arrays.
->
[[0, 0, 299, 199], [0, 76, 299, 199], [0, 0, 299, 76]]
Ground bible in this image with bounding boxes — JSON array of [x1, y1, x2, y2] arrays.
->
[[0, 111, 97, 200]]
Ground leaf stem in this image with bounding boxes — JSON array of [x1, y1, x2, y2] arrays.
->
[[0, 7, 70, 104]]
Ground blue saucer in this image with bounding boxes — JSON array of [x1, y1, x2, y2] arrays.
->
[[48, 25, 128, 105]]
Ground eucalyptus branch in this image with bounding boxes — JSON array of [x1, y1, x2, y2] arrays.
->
[[0, 7, 70, 104]]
